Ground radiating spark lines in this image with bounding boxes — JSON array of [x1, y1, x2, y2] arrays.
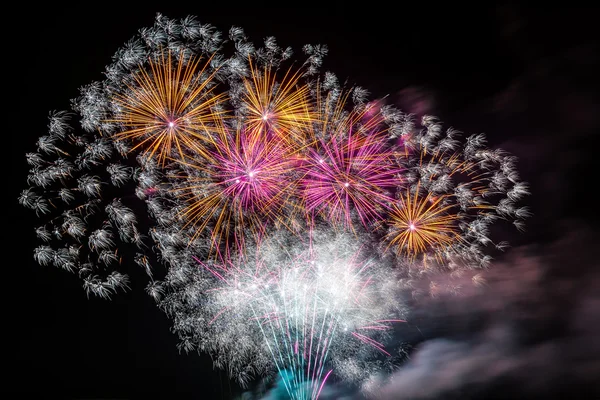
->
[[108, 51, 227, 165], [242, 58, 314, 144], [386, 185, 461, 261], [171, 122, 304, 256], [195, 234, 404, 399], [301, 94, 401, 231]]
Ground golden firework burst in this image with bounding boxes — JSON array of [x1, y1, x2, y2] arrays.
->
[[242, 58, 314, 143], [386, 185, 462, 261], [108, 51, 227, 165]]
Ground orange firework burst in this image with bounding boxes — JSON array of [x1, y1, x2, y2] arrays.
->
[[385, 185, 461, 261], [108, 51, 227, 165], [386, 138, 500, 263], [241, 58, 314, 143]]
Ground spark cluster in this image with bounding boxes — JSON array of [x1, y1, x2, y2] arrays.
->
[[161, 230, 405, 396], [19, 111, 144, 298]]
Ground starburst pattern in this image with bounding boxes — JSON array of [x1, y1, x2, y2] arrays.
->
[[386, 185, 461, 261], [301, 93, 401, 231], [385, 115, 531, 275], [108, 50, 227, 165], [170, 121, 304, 256], [242, 58, 314, 143]]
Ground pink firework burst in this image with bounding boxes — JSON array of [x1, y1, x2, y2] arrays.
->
[[174, 123, 304, 256], [211, 127, 301, 215], [301, 119, 402, 231]]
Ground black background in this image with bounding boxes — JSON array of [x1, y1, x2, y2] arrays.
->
[[10, 3, 599, 399]]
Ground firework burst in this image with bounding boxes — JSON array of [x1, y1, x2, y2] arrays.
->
[[386, 184, 462, 262], [241, 57, 314, 144], [161, 229, 406, 398], [170, 120, 304, 257], [385, 116, 530, 275], [301, 90, 402, 232], [108, 50, 227, 165]]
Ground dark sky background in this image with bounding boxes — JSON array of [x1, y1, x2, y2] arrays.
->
[[10, 4, 599, 399]]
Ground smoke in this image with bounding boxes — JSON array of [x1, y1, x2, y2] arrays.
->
[[394, 86, 436, 118], [375, 220, 600, 399]]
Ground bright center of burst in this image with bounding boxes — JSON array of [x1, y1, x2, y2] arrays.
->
[[248, 171, 255, 178], [344, 182, 350, 187], [168, 121, 175, 128], [262, 114, 269, 121], [409, 223, 416, 231]]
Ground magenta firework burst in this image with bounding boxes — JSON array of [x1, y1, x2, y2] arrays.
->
[[171, 122, 304, 255], [301, 111, 402, 231]]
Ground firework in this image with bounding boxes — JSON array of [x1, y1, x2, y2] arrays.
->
[[384, 116, 531, 277], [169, 120, 305, 257], [108, 50, 227, 165], [300, 89, 403, 232], [386, 184, 462, 261], [161, 229, 406, 398], [241, 57, 314, 144], [20, 13, 529, 397]]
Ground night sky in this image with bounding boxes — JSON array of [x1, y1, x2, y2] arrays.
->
[[10, 4, 599, 399]]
